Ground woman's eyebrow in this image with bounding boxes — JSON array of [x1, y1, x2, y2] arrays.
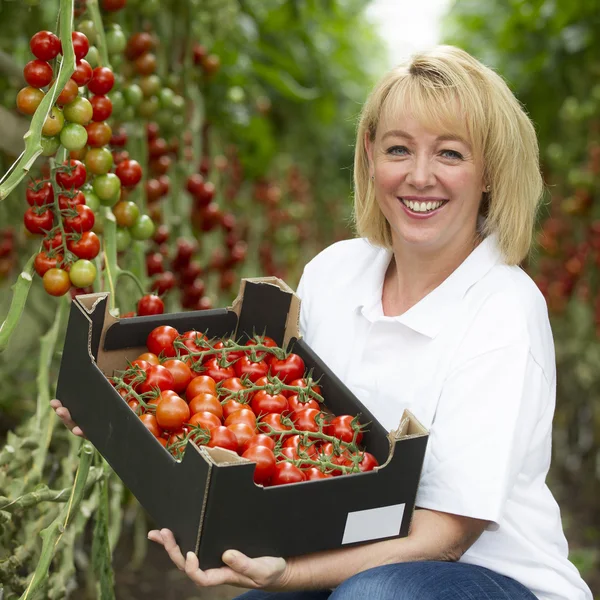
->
[[381, 129, 471, 149]]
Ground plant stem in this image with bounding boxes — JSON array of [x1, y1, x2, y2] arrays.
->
[[116, 269, 146, 296], [86, 0, 111, 68]]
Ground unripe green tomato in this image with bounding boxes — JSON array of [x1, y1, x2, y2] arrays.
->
[[60, 123, 88, 151], [139, 75, 161, 97], [158, 87, 175, 109], [123, 84, 143, 107], [129, 214, 155, 240], [42, 107, 64, 136], [86, 46, 101, 68], [78, 20, 96, 44], [40, 135, 61, 156], [138, 96, 160, 118], [108, 90, 125, 116], [93, 173, 122, 205], [85, 147, 114, 175], [92, 213, 104, 235], [63, 97, 93, 125], [106, 25, 127, 55], [171, 95, 185, 114], [69, 259, 97, 288], [116, 227, 131, 251], [227, 86, 245, 103], [83, 189, 101, 212], [110, 53, 124, 70]]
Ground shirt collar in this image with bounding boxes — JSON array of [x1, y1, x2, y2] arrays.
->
[[354, 235, 503, 338]]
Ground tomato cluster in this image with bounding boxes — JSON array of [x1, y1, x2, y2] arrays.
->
[[111, 329, 378, 486]]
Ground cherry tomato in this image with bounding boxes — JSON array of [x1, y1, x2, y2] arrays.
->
[[63, 205, 95, 233], [112, 200, 140, 227], [203, 357, 235, 383], [102, 0, 127, 11], [242, 445, 276, 485], [270, 353, 305, 383], [234, 355, 269, 383], [177, 330, 208, 357], [34, 251, 63, 276], [43, 230, 63, 250], [207, 426, 238, 453], [56, 79, 79, 106], [357, 452, 379, 472], [85, 147, 113, 175], [162, 359, 192, 394], [250, 390, 288, 416], [42, 107, 65, 136], [212, 339, 245, 363], [304, 468, 333, 480], [123, 359, 151, 389], [188, 393, 222, 418], [135, 52, 157, 76], [24, 207, 53, 234], [63, 97, 93, 125], [69, 259, 96, 288], [138, 364, 175, 394], [90, 94, 112, 121], [88, 66, 115, 95], [245, 336, 278, 363], [258, 413, 292, 440], [146, 252, 164, 276], [40, 135, 61, 157], [241, 433, 275, 454], [270, 461, 305, 486], [42, 267, 71, 296], [287, 394, 319, 413], [146, 325, 179, 357], [16, 87, 45, 115], [126, 32, 154, 60], [93, 173, 121, 205], [137, 352, 160, 365], [224, 408, 256, 429], [72, 59, 93, 86], [156, 394, 190, 431], [139, 413, 161, 438], [116, 159, 142, 187], [186, 375, 217, 399], [69, 31, 90, 60], [221, 397, 251, 420], [188, 410, 221, 430], [285, 378, 322, 399], [227, 422, 254, 454], [56, 160, 87, 189], [60, 123, 88, 151], [66, 231, 99, 260], [24, 60, 53, 88], [58, 190, 85, 209], [319, 443, 353, 469], [218, 376, 248, 395], [292, 408, 324, 434], [130, 215, 155, 241], [26, 180, 53, 206], [30, 31, 61, 61], [136, 293, 164, 316], [326, 415, 363, 444], [86, 121, 112, 147]]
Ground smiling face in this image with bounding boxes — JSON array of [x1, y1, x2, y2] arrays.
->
[[365, 107, 486, 256]]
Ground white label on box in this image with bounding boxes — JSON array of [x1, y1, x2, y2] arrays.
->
[[342, 503, 405, 545]]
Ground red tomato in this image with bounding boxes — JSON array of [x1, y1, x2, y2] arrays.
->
[[178, 330, 208, 356], [270, 353, 305, 383], [326, 415, 363, 444], [24, 207, 53, 235], [56, 79, 79, 106], [16, 86, 44, 115], [234, 355, 269, 382], [287, 394, 319, 413], [85, 121, 112, 147], [292, 408, 324, 434], [157, 437, 168, 448], [245, 336, 278, 363], [43, 268, 71, 296], [250, 390, 288, 416], [188, 393, 222, 419], [283, 435, 319, 461], [162, 359, 192, 394], [102, 0, 126, 11], [126, 32, 154, 60], [67, 231, 100, 260], [88, 66, 115, 95], [218, 376, 247, 397], [58, 190, 85, 210], [319, 443, 353, 470], [146, 325, 179, 357], [156, 394, 190, 431], [26, 179, 54, 206], [139, 413, 161, 438], [186, 375, 217, 399], [304, 467, 333, 480], [90, 94, 112, 121], [258, 413, 292, 440], [123, 358, 150, 390], [43, 231, 63, 250], [222, 397, 250, 420], [115, 159, 142, 187], [63, 205, 94, 233], [203, 357, 235, 382], [137, 294, 164, 316], [137, 352, 159, 365], [72, 59, 93, 86], [224, 408, 256, 429], [187, 410, 221, 430], [242, 445, 276, 485], [24, 60, 53, 88], [70, 31, 90, 61], [55, 160, 87, 189], [241, 433, 275, 454], [357, 452, 379, 472], [285, 378, 322, 398], [227, 422, 254, 454], [30, 31, 61, 61], [207, 426, 239, 452], [270, 461, 305, 486], [212, 339, 245, 362], [34, 251, 63, 276], [138, 364, 175, 394]]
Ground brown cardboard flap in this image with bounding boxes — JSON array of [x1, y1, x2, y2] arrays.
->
[[201, 445, 250, 466], [389, 410, 428, 442]]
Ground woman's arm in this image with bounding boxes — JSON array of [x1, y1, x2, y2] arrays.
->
[[148, 508, 489, 591]]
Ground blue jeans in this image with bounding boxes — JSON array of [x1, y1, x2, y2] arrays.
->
[[234, 561, 538, 599]]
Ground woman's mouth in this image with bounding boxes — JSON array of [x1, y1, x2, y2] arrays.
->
[[398, 197, 448, 217]]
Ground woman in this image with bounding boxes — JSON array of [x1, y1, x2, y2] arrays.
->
[[53, 46, 593, 599]]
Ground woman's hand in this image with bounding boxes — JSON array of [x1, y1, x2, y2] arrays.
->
[[148, 528, 289, 590], [50, 399, 86, 438]]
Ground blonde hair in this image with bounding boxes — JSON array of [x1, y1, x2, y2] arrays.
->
[[353, 45, 543, 265]]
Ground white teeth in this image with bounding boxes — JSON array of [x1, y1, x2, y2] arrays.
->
[[401, 199, 444, 213]]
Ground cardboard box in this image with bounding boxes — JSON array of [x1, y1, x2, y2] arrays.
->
[[56, 278, 428, 568]]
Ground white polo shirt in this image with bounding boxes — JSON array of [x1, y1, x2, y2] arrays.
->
[[296, 235, 592, 600]]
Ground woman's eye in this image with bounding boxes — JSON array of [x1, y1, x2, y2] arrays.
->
[[387, 146, 408, 156], [441, 149, 463, 160]]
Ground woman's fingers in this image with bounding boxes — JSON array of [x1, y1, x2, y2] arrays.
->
[[50, 399, 86, 438], [158, 529, 187, 571]]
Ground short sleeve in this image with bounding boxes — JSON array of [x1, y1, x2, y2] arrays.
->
[[415, 342, 550, 527]]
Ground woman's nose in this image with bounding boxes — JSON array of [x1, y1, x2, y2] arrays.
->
[[404, 156, 436, 190]]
